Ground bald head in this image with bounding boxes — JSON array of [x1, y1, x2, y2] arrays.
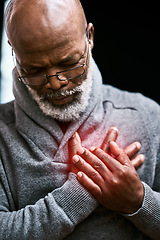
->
[[5, 0, 87, 55]]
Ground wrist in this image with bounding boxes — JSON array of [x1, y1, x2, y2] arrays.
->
[[122, 183, 144, 214]]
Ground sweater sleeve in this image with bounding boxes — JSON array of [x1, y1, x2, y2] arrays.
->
[[0, 173, 98, 240], [122, 94, 160, 240], [123, 182, 160, 240]]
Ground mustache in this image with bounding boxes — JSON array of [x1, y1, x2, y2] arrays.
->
[[39, 86, 83, 100]]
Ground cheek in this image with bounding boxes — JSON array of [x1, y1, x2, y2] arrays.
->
[[70, 68, 88, 87], [28, 85, 45, 97]]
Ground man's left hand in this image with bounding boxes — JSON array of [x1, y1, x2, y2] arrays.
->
[[70, 136, 144, 214]]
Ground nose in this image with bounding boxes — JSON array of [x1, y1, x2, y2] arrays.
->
[[44, 75, 69, 90]]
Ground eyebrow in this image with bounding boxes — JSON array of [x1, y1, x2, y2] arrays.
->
[[16, 58, 42, 71], [20, 55, 82, 71], [17, 42, 87, 71]]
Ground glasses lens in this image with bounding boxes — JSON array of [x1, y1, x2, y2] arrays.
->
[[58, 65, 85, 81], [22, 76, 47, 86], [21, 65, 85, 85]]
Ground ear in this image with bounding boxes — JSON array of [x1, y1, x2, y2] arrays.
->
[[87, 23, 94, 50]]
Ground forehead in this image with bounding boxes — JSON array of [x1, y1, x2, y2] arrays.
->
[[9, 0, 87, 67], [13, 6, 86, 64], [15, 32, 86, 68]]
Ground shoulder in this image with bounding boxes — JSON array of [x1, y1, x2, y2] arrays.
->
[[102, 84, 160, 146], [0, 101, 15, 126], [102, 84, 160, 118]]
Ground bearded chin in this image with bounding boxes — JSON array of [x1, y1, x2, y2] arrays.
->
[[26, 54, 93, 122]]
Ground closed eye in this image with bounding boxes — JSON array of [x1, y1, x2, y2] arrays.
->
[[18, 51, 85, 75], [61, 54, 85, 67], [20, 67, 42, 76]]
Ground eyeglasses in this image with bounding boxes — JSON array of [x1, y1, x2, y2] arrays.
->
[[12, 30, 90, 86]]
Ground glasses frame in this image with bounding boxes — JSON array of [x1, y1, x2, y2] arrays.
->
[[12, 29, 90, 86]]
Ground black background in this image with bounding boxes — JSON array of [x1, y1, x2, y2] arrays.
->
[[1, 1, 160, 104], [81, 0, 160, 104]]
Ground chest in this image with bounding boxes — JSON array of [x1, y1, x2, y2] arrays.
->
[[0, 105, 155, 209], [0, 124, 70, 209]]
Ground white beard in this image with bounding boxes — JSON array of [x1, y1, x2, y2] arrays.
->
[[27, 50, 93, 122]]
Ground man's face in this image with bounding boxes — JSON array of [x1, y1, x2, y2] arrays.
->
[[15, 28, 93, 121], [27, 47, 93, 122], [6, 0, 95, 121], [16, 30, 87, 95], [8, 0, 94, 121]]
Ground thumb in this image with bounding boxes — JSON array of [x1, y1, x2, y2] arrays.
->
[[68, 132, 84, 158], [101, 127, 118, 153]]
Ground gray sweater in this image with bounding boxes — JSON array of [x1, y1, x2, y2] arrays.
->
[[0, 59, 160, 240]]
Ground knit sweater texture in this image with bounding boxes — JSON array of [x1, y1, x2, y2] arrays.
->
[[0, 59, 160, 240]]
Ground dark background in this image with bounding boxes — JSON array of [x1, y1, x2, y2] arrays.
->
[[0, 1, 160, 104], [81, 1, 160, 104]]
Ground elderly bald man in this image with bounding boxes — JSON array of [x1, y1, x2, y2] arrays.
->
[[0, 0, 160, 239]]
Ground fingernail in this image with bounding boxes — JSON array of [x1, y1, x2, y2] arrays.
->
[[72, 155, 79, 163], [110, 141, 117, 146], [136, 142, 141, 149], [111, 127, 118, 133], [140, 154, 145, 162], [71, 132, 77, 138], [90, 146, 96, 152], [77, 172, 83, 178], [109, 128, 118, 139], [77, 147, 84, 155]]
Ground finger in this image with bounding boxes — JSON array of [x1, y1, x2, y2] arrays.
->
[[80, 148, 111, 178], [72, 155, 104, 185], [110, 141, 130, 166], [101, 127, 119, 153], [69, 132, 84, 158], [77, 172, 102, 199], [131, 154, 145, 170], [124, 142, 141, 159], [90, 147, 122, 172]]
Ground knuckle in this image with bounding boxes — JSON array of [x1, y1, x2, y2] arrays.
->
[[117, 167, 127, 178], [110, 177, 119, 187], [117, 151, 129, 163], [93, 161, 103, 171], [120, 168, 126, 176], [90, 170, 99, 180], [100, 152, 109, 162], [104, 139, 110, 146], [81, 148, 90, 158], [119, 151, 126, 158]]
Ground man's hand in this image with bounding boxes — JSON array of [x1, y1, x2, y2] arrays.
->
[[69, 127, 144, 173], [101, 127, 144, 170], [72, 142, 144, 214], [69, 132, 84, 174]]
